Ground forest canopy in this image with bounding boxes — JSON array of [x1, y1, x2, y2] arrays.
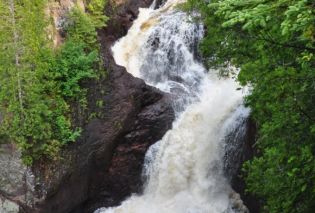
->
[[184, 0, 315, 212]]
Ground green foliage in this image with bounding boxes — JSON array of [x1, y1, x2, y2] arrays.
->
[[87, 0, 109, 27], [65, 6, 99, 50], [64, 4, 108, 78], [0, 0, 107, 165], [185, 0, 315, 212], [96, 99, 104, 108], [64, 3, 108, 51], [0, 0, 81, 165], [52, 41, 97, 99]]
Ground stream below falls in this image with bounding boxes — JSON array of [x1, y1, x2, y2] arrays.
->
[[96, 0, 250, 212]]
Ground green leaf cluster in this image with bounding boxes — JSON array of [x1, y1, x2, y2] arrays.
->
[[52, 41, 97, 99], [185, 0, 315, 211], [86, 0, 109, 28]]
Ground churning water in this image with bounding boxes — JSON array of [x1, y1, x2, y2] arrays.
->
[[96, 0, 249, 212]]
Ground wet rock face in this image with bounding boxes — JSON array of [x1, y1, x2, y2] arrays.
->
[[0, 144, 27, 200], [0, 0, 174, 212], [0, 144, 36, 213], [152, 0, 167, 9], [0, 197, 20, 213], [72, 85, 174, 213], [46, 0, 85, 47], [32, 71, 173, 213], [223, 118, 260, 213], [106, 0, 153, 36]]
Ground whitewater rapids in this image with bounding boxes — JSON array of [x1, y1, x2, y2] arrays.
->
[[96, 0, 250, 212]]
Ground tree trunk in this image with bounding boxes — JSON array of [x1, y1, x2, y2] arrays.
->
[[8, 0, 24, 113]]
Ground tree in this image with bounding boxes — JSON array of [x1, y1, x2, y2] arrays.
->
[[0, 0, 80, 165], [0, 0, 108, 164], [184, 0, 315, 212]]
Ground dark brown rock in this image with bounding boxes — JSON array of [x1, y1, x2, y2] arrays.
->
[[223, 118, 261, 213], [32, 0, 174, 211], [32, 73, 173, 213]]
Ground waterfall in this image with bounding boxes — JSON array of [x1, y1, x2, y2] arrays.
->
[[96, 0, 250, 212]]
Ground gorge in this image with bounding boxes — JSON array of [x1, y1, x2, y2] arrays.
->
[[97, 0, 251, 212], [1, 0, 313, 212], [0, 0, 257, 212]]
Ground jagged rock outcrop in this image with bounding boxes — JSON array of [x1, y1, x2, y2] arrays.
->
[[0, 0, 174, 213]]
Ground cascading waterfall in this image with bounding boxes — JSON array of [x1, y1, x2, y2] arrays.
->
[[97, 0, 250, 212]]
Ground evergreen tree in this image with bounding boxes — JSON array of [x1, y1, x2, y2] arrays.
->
[[0, 0, 82, 164]]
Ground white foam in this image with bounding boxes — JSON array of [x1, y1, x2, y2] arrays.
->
[[97, 0, 249, 212]]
